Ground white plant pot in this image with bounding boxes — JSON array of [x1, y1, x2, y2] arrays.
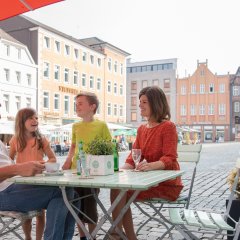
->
[[86, 154, 114, 176]]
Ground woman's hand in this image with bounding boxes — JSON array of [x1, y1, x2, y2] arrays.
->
[[136, 159, 152, 171], [62, 158, 72, 170]]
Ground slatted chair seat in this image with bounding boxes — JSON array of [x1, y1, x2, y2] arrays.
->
[[0, 210, 41, 240], [134, 144, 202, 240], [169, 162, 240, 240]]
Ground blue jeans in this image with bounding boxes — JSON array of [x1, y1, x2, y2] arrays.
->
[[0, 184, 78, 240]]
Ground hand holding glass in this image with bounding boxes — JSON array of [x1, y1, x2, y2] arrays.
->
[[132, 149, 141, 168]]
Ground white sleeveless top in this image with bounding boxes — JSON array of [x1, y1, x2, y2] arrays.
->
[[0, 141, 14, 191]]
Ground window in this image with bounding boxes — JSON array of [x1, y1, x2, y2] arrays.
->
[[55, 41, 60, 53], [199, 104, 205, 115], [233, 86, 240, 96], [27, 74, 32, 86], [191, 84, 196, 94], [120, 63, 123, 75], [82, 52, 87, 62], [114, 104, 117, 116], [234, 102, 240, 112], [44, 36, 50, 48], [114, 82, 117, 94], [54, 94, 60, 111], [54, 65, 60, 81], [5, 44, 10, 56], [16, 71, 21, 84], [107, 103, 111, 115], [64, 96, 69, 114], [190, 105, 196, 115], [131, 97, 137, 106], [89, 76, 94, 89], [96, 101, 101, 114], [97, 58, 101, 67], [114, 61, 117, 73], [82, 74, 86, 87], [15, 96, 21, 110], [90, 55, 94, 64], [64, 68, 69, 83], [180, 105, 186, 116], [131, 112, 137, 121], [164, 79, 170, 88], [219, 104, 226, 115], [73, 71, 79, 85], [3, 94, 9, 113], [209, 83, 214, 93], [119, 105, 123, 117], [200, 69, 204, 76], [74, 48, 79, 59], [208, 104, 214, 115], [119, 85, 123, 95], [131, 82, 137, 90], [17, 48, 21, 59], [108, 58, 112, 71], [219, 83, 225, 93], [142, 80, 148, 88], [26, 97, 31, 108], [43, 62, 50, 78], [97, 78, 101, 90], [65, 45, 70, 56], [181, 85, 186, 95], [107, 81, 111, 92], [153, 79, 159, 86], [43, 92, 49, 109], [4, 68, 10, 81], [73, 98, 76, 114], [200, 84, 205, 94]]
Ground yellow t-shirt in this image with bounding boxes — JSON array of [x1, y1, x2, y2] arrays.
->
[[71, 120, 112, 169]]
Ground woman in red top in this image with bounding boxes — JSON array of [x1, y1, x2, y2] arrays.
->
[[111, 86, 183, 240]]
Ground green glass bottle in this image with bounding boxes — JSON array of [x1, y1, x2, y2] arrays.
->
[[77, 141, 83, 175], [113, 139, 119, 171]]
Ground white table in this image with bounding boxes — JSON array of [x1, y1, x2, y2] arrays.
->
[[10, 170, 184, 239]]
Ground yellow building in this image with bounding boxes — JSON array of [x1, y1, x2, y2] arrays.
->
[[0, 16, 130, 125]]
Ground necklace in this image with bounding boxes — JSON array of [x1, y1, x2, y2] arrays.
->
[[147, 122, 160, 128]]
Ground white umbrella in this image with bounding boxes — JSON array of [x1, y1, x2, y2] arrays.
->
[[0, 121, 14, 134]]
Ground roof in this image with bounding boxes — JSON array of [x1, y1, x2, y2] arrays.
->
[[81, 37, 130, 56], [0, 28, 22, 45]]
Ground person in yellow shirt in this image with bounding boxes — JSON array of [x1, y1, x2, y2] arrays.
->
[[62, 91, 111, 240]]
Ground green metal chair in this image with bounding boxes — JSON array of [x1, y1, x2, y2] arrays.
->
[[134, 144, 202, 240], [169, 161, 240, 240], [0, 210, 41, 239]]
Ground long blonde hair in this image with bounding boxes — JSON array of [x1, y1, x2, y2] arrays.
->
[[15, 108, 43, 152]]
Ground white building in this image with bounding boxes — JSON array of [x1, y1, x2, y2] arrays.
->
[[0, 28, 37, 121]]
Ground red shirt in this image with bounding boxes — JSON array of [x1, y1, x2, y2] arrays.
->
[[126, 121, 183, 201]]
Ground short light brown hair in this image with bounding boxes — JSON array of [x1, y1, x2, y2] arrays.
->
[[139, 86, 171, 122], [76, 91, 99, 114]]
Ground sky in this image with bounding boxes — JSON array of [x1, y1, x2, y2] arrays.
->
[[24, 0, 240, 77]]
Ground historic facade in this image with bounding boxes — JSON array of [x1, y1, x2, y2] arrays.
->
[[0, 16, 130, 125], [176, 60, 231, 143]]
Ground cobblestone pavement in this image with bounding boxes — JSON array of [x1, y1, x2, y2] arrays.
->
[[2, 142, 239, 240]]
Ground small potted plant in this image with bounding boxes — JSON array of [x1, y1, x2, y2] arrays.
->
[[85, 137, 114, 176]]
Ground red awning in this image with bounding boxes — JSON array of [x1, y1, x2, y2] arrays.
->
[[0, 0, 64, 21]]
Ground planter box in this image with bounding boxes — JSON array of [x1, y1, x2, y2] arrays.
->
[[86, 154, 114, 176]]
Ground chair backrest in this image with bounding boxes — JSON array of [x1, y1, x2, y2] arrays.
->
[[177, 144, 202, 208], [177, 144, 202, 163]]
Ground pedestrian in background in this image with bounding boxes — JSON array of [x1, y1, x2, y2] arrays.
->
[[9, 108, 56, 240]]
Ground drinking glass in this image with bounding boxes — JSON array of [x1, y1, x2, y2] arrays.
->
[[132, 149, 142, 168]]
